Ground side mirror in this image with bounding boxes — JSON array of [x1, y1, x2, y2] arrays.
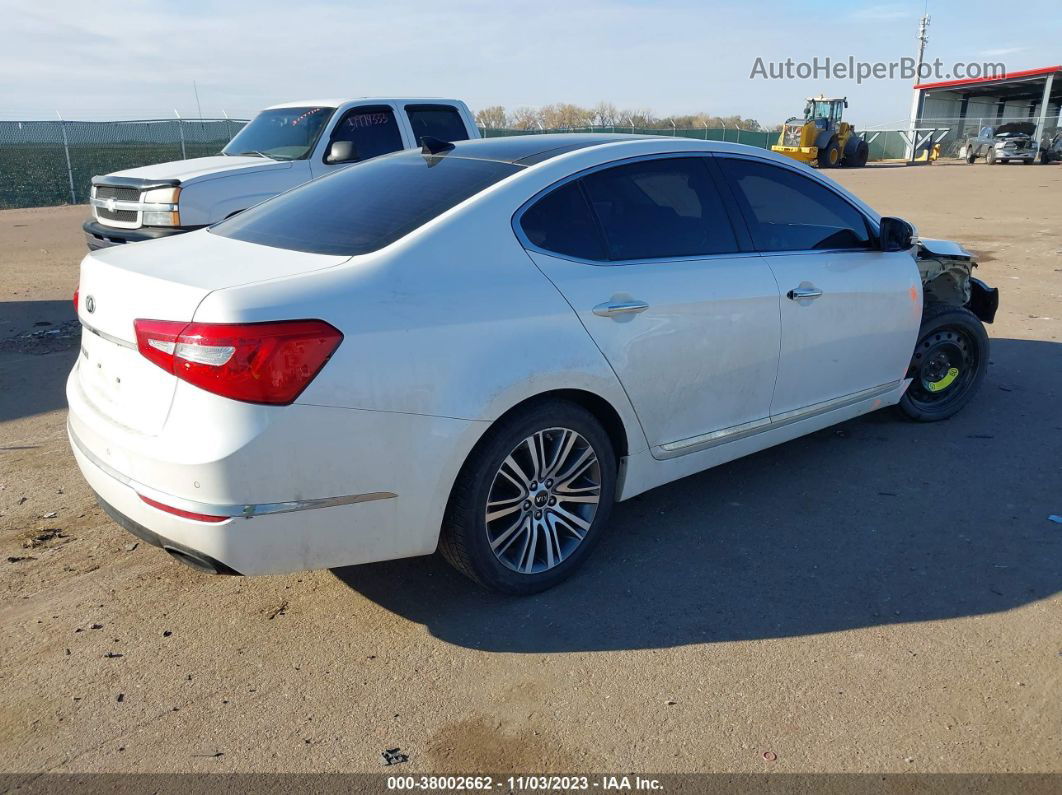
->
[[325, 140, 357, 164], [879, 216, 914, 252]]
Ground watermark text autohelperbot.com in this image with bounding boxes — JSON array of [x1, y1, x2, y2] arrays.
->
[[750, 56, 1005, 84]]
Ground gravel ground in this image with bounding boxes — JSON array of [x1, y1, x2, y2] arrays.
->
[[1, 162, 1060, 775]]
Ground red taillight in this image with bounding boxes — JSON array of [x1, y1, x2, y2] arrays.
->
[[133, 319, 343, 405], [73, 288, 79, 313], [138, 494, 228, 523]]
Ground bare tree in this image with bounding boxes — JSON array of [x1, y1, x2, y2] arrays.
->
[[509, 106, 542, 130], [474, 105, 508, 129], [539, 103, 592, 130], [590, 101, 620, 127], [473, 101, 775, 133]]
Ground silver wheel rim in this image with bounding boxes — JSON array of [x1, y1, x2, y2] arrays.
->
[[485, 427, 602, 575]]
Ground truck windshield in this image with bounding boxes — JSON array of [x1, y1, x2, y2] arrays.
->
[[210, 150, 522, 255], [222, 106, 334, 161]]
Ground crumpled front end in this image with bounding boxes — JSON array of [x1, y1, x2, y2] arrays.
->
[[917, 238, 998, 323]]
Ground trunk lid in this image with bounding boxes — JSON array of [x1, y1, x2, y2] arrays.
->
[[76, 230, 350, 435]]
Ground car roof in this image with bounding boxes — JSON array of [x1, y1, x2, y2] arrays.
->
[[438, 133, 657, 165], [264, 98, 467, 110]]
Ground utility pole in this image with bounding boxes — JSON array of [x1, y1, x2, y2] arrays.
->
[[905, 12, 931, 161]]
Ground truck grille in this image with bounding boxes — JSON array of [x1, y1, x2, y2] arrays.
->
[[783, 125, 803, 146], [96, 207, 139, 223], [94, 185, 141, 202], [92, 183, 143, 228]]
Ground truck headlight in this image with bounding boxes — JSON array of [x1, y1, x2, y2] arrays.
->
[[141, 187, 181, 227]]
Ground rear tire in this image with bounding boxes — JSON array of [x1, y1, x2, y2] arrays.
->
[[964, 147, 976, 164], [897, 305, 989, 422], [439, 399, 617, 594], [845, 140, 869, 167]]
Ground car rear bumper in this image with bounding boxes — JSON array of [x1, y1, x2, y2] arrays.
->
[[66, 361, 485, 575], [83, 220, 198, 251], [94, 492, 243, 575], [69, 422, 405, 575]]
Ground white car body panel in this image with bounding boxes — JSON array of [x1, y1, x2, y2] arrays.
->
[[69, 136, 930, 576], [529, 249, 782, 451], [765, 249, 923, 417]]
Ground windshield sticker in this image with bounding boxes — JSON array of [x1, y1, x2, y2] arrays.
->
[[345, 113, 392, 129], [290, 108, 327, 126]]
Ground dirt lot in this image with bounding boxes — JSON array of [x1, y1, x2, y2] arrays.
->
[[1, 163, 1060, 776]]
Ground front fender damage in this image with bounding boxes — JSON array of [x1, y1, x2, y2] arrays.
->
[[916, 238, 998, 323]]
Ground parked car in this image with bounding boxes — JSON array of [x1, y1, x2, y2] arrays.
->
[[83, 98, 479, 250], [69, 135, 998, 593], [1040, 129, 1062, 164], [961, 122, 1038, 164]]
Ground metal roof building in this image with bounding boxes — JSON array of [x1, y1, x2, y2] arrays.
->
[[909, 65, 1061, 155]]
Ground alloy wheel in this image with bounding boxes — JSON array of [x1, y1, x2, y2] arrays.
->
[[484, 427, 602, 574]]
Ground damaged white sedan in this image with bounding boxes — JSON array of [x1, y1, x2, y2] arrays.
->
[[68, 134, 998, 593]]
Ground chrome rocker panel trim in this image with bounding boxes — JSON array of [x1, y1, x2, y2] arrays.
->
[[655, 380, 904, 459]]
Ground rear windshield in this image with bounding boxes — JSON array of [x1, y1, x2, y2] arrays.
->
[[211, 152, 522, 255]]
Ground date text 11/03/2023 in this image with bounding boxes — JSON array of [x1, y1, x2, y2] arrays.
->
[[386, 774, 664, 791]]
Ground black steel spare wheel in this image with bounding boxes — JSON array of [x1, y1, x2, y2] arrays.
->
[[897, 305, 989, 421]]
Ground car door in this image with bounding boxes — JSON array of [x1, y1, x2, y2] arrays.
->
[[715, 155, 921, 419], [519, 155, 782, 454], [309, 105, 405, 178]]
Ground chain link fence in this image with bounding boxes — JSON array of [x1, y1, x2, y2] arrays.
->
[[10, 113, 1054, 211], [0, 118, 247, 209], [484, 125, 924, 161]]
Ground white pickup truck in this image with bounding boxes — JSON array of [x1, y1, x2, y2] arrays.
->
[[84, 97, 479, 250]]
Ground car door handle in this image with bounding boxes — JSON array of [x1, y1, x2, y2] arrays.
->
[[787, 287, 824, 300], [593, 299, 650, 317]]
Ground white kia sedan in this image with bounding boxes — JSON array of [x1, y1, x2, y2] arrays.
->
[[69, 134, 996, 593]]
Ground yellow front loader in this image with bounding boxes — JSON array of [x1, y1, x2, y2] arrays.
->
[[772, 96, 869, 168]]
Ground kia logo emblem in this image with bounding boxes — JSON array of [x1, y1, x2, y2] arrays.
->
[[86, 295, 96, 313]]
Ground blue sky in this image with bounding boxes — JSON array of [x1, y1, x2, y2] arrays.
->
[[1, 0, 1058, 126]]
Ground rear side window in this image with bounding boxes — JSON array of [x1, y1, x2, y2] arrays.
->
[[328, 106, 403, 161], [520, 181, 606, 261], [718, 158, 871, 251], [211, 152, 520, 255], [406, 105, 470, 145], [580, 157, 738, 260]]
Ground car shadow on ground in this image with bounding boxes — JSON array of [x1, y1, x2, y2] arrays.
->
[[0, 300, 79, 424], [334, 338, 1062, 652]]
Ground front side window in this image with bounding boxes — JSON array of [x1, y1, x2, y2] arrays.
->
[[718, 158, 872, 252], [520, 181, 606, 261], [406, 105, 470, 145], [222, 106, 334, 161], [211, 152, 520, 255], [580, 157, 738, 260], [327, 106, 403, 162]]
